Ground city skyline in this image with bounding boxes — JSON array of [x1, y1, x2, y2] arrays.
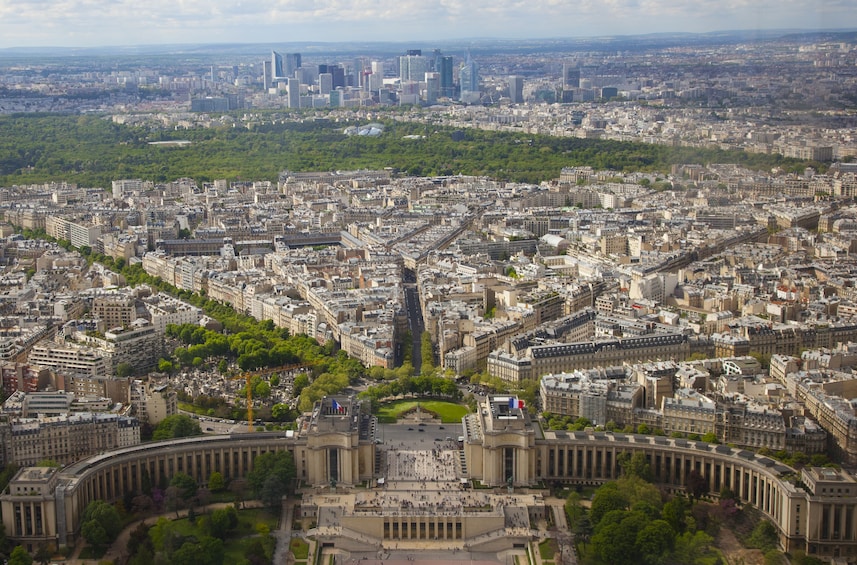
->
[[0, 0, 856, 49]]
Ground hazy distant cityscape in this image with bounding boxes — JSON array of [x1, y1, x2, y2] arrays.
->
[[3, 29, 857, 565]]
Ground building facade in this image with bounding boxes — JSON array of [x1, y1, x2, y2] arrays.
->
[[2, 395, 855, 560], [91, 294, 137, 330], [458, 53, 479, 104], [1, 413, 140, 467], [27, 343, 111, 378]]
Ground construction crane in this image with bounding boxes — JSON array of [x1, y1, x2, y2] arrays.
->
[[230, 362, 317, 431]]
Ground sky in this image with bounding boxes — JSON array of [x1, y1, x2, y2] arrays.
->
[[0, 0, 855, 49]]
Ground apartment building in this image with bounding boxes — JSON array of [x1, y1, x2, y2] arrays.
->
[[90, 293, 137, 329], [720, 402, 788, 451], [144, 292, 203, 334], [60, 374, 131, 405], [661, 390, 717, 436], [72, 319, 162, 373], [338, 323, 395, 369], [788, 377, 857, 467], [44, 216, 102, 248], [490, 332, 690, 382], [27, 342, 111, 378], [1, 413, 140, 466], [0, 363, 51, 398], [540, 363, 826, 454], [130, 381, 177, 425], [21, 392, 73, 418]]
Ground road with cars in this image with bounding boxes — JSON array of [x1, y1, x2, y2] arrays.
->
[[403, 268, 425, 370]]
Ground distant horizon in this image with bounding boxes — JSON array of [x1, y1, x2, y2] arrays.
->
[[0, 27, 855, 58], [1, 0, 856, 50]]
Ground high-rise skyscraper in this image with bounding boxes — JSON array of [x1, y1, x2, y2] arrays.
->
[[424, 72, 440, 104], [318, 73, 333, 95], [318, 64, 345, 89], [437, 55, 454, 98], [262, 60, 273, 91], [332, 65, 345, 88], [287, 78, 300, 108], [561, 62, 580, 103], [272, 51, 284, 80], [368, 61, 384, 93], [508, 75, 524, 104], [368, 74, 382, 92], [562, 63, 580, 88], [459, 52, 480, 103], [399, 54, 427, 83], [284, 53, 302, 79], [353, 58, 366, 86]]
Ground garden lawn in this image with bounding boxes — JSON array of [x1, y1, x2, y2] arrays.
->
[[290, 537, 309, 559], [539, 538, 557, 561], [376, 400, 469, 423]]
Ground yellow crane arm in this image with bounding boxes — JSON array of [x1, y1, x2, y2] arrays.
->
[[231, 361, 318, 431]]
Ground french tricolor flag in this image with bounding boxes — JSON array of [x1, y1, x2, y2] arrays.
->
[[508, 398, 525, 409], [332, 399, 345, 413]]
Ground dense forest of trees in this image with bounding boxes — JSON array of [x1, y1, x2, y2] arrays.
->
[[0, 113, 820, 188]]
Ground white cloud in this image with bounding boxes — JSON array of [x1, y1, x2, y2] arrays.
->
[[0, 0, 854, 47]]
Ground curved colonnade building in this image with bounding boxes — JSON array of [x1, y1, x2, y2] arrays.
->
[[1, 395, 856, 561]]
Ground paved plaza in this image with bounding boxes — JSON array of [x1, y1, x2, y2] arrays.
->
[[385, 447, 459, 482], [310, 423, 542, 565]]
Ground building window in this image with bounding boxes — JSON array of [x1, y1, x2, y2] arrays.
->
[[14, 505, 22, 536], [34, 506, 42, 535], [24, 505, 32, 536]]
